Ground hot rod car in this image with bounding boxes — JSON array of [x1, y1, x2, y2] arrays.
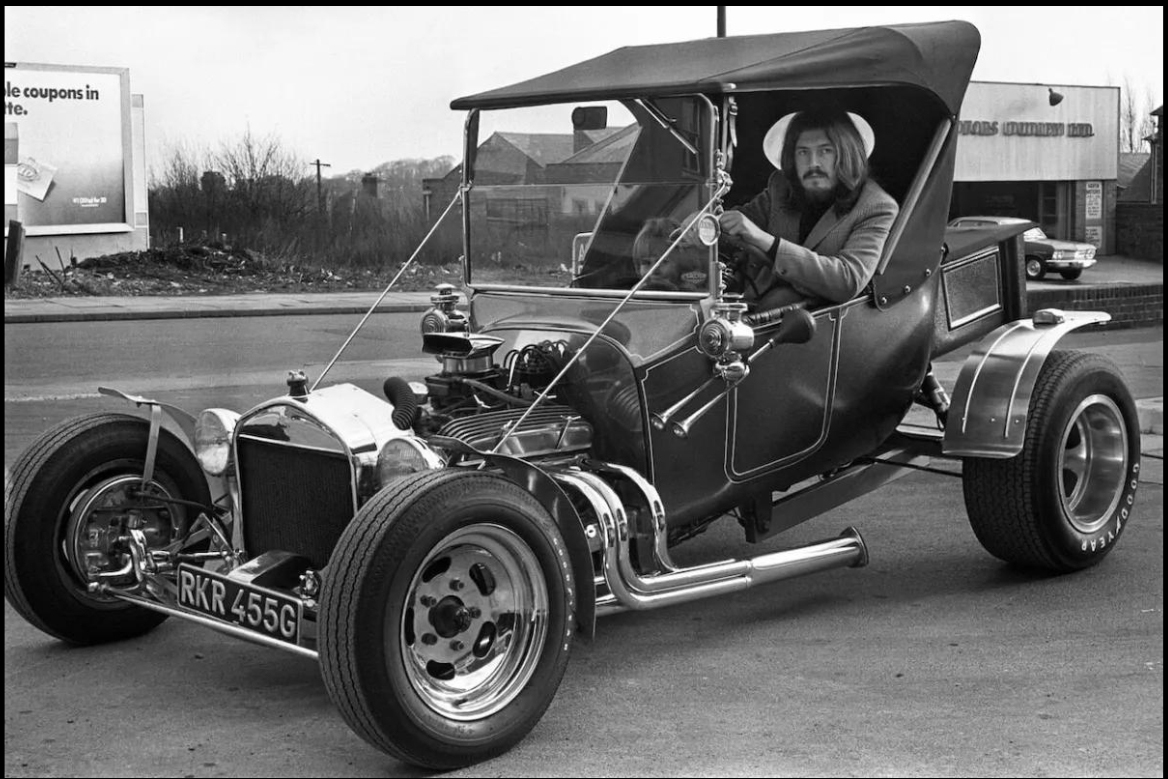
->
[[4, 21, 1142, 770]]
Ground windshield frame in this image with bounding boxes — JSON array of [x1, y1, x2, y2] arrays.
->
[[461, 93, 720, 300]]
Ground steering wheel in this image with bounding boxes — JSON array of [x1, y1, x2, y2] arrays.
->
[[718, 234, 776, 304]]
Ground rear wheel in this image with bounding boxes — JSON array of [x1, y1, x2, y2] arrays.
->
[[963, 351, 1140, 571], [1060, 268, 1084, 281], [5, 413, 211, 644], [319, 470, 575, 769], [1025, 256, 1046, 280]]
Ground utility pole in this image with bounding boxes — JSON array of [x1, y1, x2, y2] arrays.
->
[[717, 6, 726, 37], [310, 158, 331, 216]]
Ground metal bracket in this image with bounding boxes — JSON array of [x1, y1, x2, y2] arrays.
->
[[142, 404, 161, 487]]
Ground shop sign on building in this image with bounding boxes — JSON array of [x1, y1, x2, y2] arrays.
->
[[955, 83, 1118, 182], [1085, 181, 1103, 219]]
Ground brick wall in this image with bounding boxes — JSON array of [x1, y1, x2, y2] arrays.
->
[[1028, 283, 1164, 330], [1116, 203, 1164, 262]]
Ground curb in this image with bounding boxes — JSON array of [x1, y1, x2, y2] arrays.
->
[[3, 302, 431, 324], [1137, 397, 1163, 435]]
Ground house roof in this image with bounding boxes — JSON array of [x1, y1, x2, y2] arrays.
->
[[434, 129, 635, 183], [495, 133, 577, 167], [1119, 153, 1151, 189], [1118, 158, 1155, 202], [557, 124, 639, 165]]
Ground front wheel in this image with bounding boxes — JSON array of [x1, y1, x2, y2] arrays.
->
[[962, 350, 1140, 571], [318, 470, 575, 770], [1025, 256, 1047, 280], [4, 413, 211, 644]]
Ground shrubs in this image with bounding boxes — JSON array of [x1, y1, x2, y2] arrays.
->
[[148, 131, 460, 272]]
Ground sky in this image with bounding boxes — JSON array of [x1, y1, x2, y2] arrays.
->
[[5, 6, 1164, 178]]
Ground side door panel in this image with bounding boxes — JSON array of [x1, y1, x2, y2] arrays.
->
[[727, 312, 840, 478]]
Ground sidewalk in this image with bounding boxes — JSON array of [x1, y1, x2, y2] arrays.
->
[[4, 258, 1162, 443], [2, 290, 435, 324], [4, 254, 1160, 325]]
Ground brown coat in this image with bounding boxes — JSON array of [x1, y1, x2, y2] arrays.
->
[[735, 172, 898, 304]]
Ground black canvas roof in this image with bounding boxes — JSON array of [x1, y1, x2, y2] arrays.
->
[[453, 20, 980, 114]]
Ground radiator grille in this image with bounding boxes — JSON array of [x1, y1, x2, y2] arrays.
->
[[236, 436, 355, 568]]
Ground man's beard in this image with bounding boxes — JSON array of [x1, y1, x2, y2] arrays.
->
[[784, 168, 854, 214], [801, 183, 836, 205], [800, 175, 838, 207]]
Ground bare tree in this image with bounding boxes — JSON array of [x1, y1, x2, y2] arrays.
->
[[148, 139, 211, 239], [150, 139, 206, 190], [1139, 85, 1156, 149], [1118, 76, 1157, 154], [147, 129, 454, 267], [213, 128, 313, 222], [1120, 76, 1140, 153]]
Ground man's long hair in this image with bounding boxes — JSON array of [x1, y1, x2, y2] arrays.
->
[[780, 105, 869, 215]]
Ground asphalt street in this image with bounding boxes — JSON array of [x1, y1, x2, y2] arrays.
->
[[3, 308, 1164, 777]]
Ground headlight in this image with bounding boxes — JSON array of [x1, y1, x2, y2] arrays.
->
[[195, 408, 240, 476], [1051, 250, 1066, 260], [696, 213, 720, 246], [376, 437, 443, 487], [698, 317, 754, 358]]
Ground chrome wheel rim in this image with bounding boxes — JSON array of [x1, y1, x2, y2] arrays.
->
[[400, 524, 548, 721], [63, 474, 181, 603], [1026, 258, 1043, 279], [1058, 394, 1128, 533]]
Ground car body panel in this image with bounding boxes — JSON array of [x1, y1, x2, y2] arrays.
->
[[942, 309, 1113, 457]]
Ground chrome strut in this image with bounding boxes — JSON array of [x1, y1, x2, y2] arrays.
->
[[550, 468, 868, 615], [584, 460, 677, 572]]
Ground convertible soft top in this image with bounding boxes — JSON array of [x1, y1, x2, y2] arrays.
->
[[452, 20, 980, 114]]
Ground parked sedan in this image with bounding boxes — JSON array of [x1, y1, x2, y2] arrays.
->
[[947, 215, 1097, 280]]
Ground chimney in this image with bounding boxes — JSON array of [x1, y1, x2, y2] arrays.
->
[[361, 173, 380, 198], [571, 106, 608, 154]]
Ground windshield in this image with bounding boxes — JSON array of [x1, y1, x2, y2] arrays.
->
[[1024, 227, 1047, 240], [464, 97, 715, 292]]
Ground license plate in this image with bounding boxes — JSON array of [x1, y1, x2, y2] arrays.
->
[[177, 564, 302, 645]]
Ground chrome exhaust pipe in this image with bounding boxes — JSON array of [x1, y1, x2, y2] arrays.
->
[[553, 469, 867, 614]]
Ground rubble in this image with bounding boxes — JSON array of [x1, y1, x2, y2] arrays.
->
[[3, 241, 458, 299]]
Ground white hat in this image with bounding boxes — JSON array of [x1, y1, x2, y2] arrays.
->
[[762, 111, 875, 170]]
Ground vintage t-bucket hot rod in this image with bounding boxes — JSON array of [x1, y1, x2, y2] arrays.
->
[[4, 21, 1143, 769]]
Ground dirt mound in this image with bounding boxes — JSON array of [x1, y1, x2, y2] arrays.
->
[[4, 242, 459, 299]]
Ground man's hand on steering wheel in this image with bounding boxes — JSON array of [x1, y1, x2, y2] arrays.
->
[[718, 211, 774, 255], [716, 217, 777, 305], [718, 230, 772, 276]]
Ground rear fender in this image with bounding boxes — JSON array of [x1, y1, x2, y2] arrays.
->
[[941, 309, 1110, 458], [431, 437, 597, 640]]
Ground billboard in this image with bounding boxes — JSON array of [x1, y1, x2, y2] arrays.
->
[[4, 63, 132, 233]]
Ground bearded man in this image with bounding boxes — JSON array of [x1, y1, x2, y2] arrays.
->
[[718, 104, 898, 306]]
